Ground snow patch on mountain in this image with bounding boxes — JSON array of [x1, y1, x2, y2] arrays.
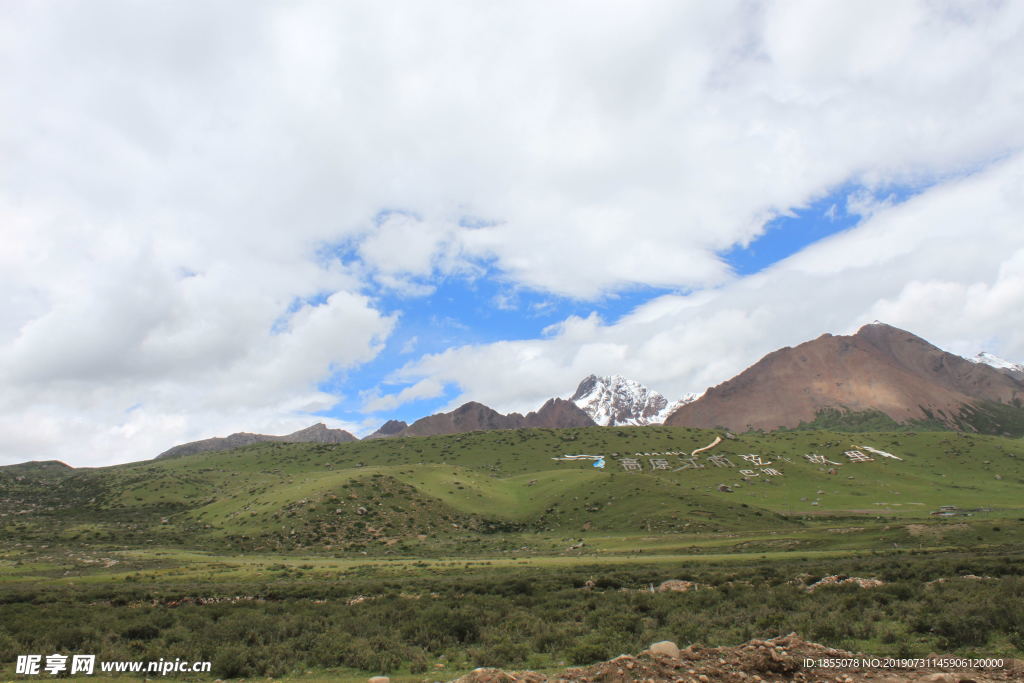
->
[[654, 393, 702, 423], [969, 351, 1024, 374], [570, 375, 699, 426]]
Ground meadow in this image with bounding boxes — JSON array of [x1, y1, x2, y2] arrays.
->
[[1, 426, 1022, 679]]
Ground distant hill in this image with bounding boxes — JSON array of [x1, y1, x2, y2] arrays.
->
[[393, 398, 595, 438], [665, 322, 1024, 434], [155, 422, 357, 459], [0, 460, 75, 480]]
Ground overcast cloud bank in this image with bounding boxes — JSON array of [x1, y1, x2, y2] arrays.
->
[[2, 1, 1022, 465]]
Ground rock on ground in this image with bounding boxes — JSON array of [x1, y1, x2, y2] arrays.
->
[[448, 633, 1019, 682]]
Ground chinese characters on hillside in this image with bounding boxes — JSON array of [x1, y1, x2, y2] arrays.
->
[[552, 443, 903, 479]]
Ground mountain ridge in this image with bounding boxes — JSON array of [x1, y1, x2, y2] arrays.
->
[[392, 397, 595, 438], [665, 322, 1024, 433], [152, 324, 1024, 460], [155, 422, 357, 460]]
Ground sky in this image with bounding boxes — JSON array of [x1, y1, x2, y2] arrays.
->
[[2, 1, 1024, 467]]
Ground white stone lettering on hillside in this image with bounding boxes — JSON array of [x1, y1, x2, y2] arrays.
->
[[674, 457, 705, 470], [854, 445, 903, 460], [549, 451, 793, 476], [804, 453, 841, 466], [844, 450, 873, 463]]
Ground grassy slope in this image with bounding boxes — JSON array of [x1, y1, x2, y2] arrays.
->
[[1, 426, 1022, 556], [2, 428, 1023, 681]]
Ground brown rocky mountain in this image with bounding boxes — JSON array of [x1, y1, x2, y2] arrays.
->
[[155, 422, 357, 459], [394, 398, 595, 438], [665, 322, 1024, 432], [525, 398, 600, 429], [364, 419, 408, 439]]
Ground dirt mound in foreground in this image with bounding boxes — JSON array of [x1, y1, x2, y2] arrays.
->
[[450, 633, 1022, 682]]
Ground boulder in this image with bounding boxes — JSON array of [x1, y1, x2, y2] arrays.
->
[[648, 640, 681, 659]]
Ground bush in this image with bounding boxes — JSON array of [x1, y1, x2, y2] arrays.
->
[[568, 642, 611, 666], [216, 645, 255, 679]]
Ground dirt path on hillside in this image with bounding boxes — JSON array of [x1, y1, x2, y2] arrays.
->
[[450, 633, 1022, 682]]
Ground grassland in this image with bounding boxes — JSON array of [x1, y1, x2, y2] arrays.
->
[[1, 426, 1022, 679]]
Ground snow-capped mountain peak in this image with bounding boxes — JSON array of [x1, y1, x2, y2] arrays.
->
[[570, 374, 698, 426], [969, 351, 1024, 377]]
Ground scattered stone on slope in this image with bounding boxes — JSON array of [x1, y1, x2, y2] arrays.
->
[[657, 579, 702, 592], [805, 575, 885, 592]]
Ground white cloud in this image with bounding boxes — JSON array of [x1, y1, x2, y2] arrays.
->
[[399, 336, 419, 355], [2, 1, 1023, 464], [361, 378, 445, 414], [7, 2, 1022, 298], [384, 153, 1024, 413]]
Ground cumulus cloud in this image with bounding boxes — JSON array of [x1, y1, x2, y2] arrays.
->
[[361, 378, 446, 414], [2, 1, 1023, 464], [0, 281, 395, 465], [386, 153, 1024, 413]]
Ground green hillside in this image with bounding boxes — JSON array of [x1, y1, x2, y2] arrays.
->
[[2, 426, 1023, 680], [2, 426, 1022, 556]]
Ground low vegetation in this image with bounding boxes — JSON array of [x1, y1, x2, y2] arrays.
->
[[1, 426, 1021, 679], [0, 552, 1022, 680]]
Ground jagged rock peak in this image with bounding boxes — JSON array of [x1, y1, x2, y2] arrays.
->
[[364, 419, 408, 440], [571, 374, 671, 426], [283, 423, 358, 443]]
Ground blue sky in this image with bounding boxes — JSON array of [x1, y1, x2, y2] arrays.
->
[[318, 182, 923, 431], [721, 183, 923, 276]]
